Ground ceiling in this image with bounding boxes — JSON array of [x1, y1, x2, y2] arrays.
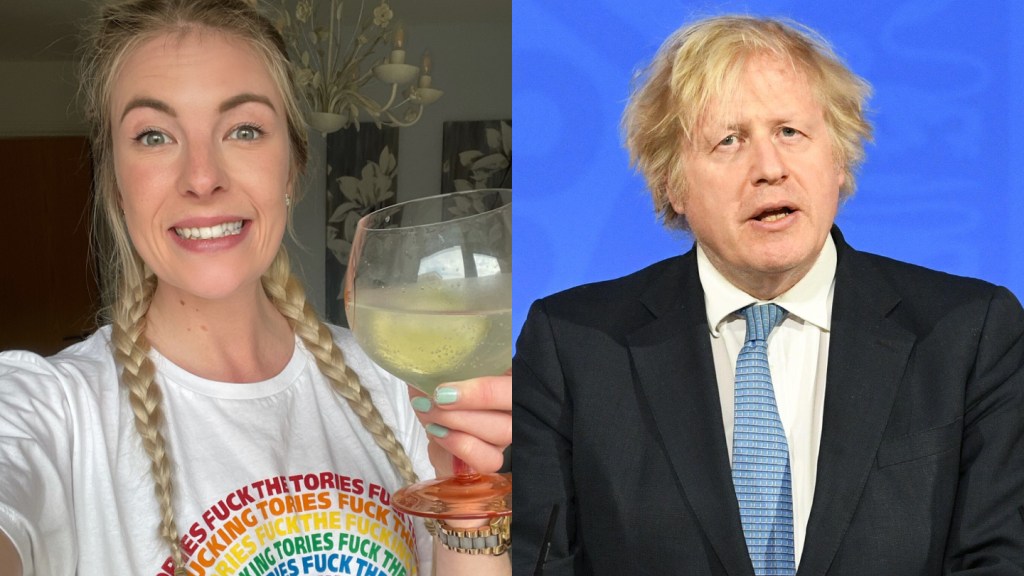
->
[[0, 0, 511, 61]]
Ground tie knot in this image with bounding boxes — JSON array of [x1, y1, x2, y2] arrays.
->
[[741, 303, 786, 343]]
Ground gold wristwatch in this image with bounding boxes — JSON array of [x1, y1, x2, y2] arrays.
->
[[436, 516, 511, 555]]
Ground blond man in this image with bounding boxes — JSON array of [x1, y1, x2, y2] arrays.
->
[[513, 15, 1024, 575]]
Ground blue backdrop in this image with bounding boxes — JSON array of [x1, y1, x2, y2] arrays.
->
[[513, 0, 1024, 346]]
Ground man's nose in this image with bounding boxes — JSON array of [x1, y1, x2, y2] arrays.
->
[[749, 137, 787, 186]]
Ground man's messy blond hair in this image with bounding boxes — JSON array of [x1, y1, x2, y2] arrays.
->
[[623, 15, 873, 230]]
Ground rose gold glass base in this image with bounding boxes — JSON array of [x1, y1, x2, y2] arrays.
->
[[392, 472, 512, 520]]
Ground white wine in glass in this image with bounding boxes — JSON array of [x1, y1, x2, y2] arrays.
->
[[348, 274, 511, 394], [345, 188, 511, 519]]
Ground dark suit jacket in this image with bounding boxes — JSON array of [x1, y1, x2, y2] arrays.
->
[[512, 229, 1024, 575]]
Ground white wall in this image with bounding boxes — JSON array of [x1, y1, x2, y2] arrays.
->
[[0, 20, 510, 318]]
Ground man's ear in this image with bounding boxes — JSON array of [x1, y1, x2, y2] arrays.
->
[[666, 181, 687, 217]]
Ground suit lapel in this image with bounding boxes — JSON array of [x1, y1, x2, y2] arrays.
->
[[797, 232, 916, 575], [627, 250, 754, 576]]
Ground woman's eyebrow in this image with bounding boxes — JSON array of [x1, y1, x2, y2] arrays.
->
[[120, 97, 175, 122], [219, 93, 276, 114]]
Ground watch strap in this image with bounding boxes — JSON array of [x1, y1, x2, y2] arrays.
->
[[436, 516, 510, 555]]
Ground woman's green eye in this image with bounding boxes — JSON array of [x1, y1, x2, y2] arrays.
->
[[138, 131, 168, 146]]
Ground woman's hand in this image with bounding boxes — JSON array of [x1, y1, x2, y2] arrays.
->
[[410, 371, 512, 575], [409, 370, 511, 476]]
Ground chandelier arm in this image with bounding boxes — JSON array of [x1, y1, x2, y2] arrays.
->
[[327, 93, 347, 114], [326, 0, 339, 77], [391, 95, 417, 108], [346, 89, 384, 111], [317, 72, 332, 113], [355, 68, 376, 85], [379, 103, 425, 127], [400, 104, 426, 125], [377, 82, 401, 112], [343, 90, 388, 124]]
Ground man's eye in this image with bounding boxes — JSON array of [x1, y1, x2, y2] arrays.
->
[[780, 127, 799, 137], [230, 125, 263, 141], [719, 135, 738, 146], [136, 130, 169, 146]]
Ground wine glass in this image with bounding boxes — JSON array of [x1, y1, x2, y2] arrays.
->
[[344, 188, 511, 520]]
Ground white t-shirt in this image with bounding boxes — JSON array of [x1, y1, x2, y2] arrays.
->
[[0, 325, 435, 576]]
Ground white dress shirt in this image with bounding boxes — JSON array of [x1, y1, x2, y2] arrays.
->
[[696, 235, 837, 568]]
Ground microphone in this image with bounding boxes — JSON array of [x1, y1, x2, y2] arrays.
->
[[533, 504, 560, 576]]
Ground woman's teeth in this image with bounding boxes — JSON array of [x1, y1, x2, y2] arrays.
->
[[174, 221, 243, 240]]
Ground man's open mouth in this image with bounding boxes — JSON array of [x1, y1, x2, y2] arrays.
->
[[755, 208, 794, 223]]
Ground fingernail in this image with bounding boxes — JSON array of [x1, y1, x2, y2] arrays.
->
[[434, 387, 458, 405], [425, 424, 449, 438], [411, 397, 433, 413]]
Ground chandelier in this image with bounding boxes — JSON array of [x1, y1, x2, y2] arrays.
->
[[276, 0, 443, 133]]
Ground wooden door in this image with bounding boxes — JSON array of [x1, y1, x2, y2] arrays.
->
[[0, 136, 99, 356]]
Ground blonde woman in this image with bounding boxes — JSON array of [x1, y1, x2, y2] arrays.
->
[[0, 1, 511, 574]]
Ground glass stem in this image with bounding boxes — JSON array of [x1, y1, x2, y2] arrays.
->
[[452, 455, 480, 480]]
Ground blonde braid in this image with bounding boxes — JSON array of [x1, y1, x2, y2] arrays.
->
[[262, 249, 420, 487], [110, 269, 186, 576]]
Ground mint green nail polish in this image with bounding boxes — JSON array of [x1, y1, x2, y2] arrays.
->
[[411, 397, 432, 413], [426, 423, 449, 438], [434, 387, 458, 405]]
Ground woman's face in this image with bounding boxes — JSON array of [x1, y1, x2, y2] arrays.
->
[[110, 29, 292, 302]]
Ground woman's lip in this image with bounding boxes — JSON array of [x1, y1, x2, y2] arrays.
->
[[173, 220, 245, 240], [170, 216, 248, 229], [168, 220, 249, 252]]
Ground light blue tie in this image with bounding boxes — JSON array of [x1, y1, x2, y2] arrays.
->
[[732, 303, 796, 575]]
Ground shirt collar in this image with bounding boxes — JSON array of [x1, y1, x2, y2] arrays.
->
[[696, 234, 837, 336]]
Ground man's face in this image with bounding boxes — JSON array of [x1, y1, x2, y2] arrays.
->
[[673, 54, 844, 298]]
